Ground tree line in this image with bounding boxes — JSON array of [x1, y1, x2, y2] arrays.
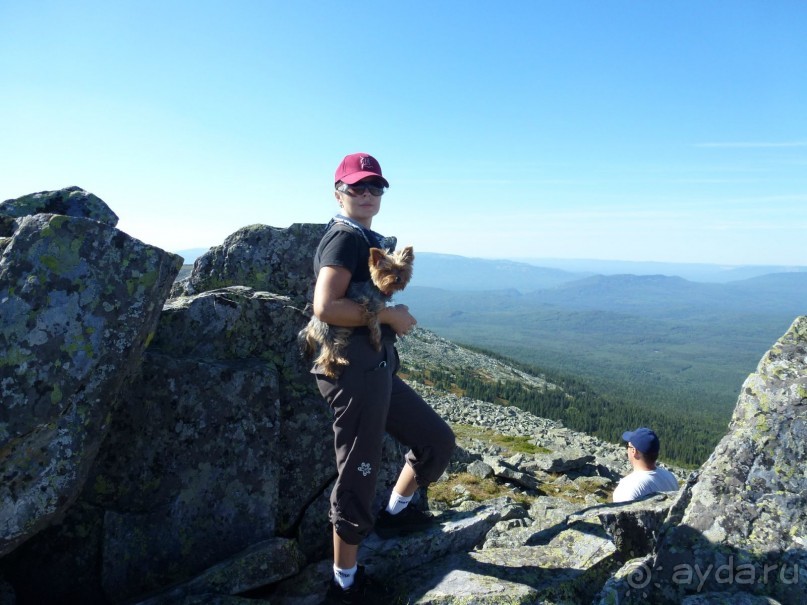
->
[[401, 355, 726, 468]]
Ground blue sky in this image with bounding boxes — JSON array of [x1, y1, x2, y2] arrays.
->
[[2, 1, 805, 266]]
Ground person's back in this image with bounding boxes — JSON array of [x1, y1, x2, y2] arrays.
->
[[612, 466, 679, 502], [612, 426, 679, 503]]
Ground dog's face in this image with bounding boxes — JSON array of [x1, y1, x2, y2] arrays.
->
[[368, 246, 414, 295]]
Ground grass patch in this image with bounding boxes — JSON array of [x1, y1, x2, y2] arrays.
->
[[497, 434, 551, 455], [542, 476, 613, 505], [428, 472, 533, 508], [451, 423, 551, 456]]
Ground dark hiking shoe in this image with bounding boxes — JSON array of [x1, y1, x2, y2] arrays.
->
[[322, 565, 393, 604], [374, 506, 436, 539]]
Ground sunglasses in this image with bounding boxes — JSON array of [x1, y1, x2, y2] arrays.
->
[[336, 182, 386, 197]]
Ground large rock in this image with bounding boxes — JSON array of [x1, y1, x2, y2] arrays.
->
[[574, 492, 678, 560], [145, 287, 334, 540], [532, 448, 596, 473], [171, 223, 324, 301], [94, 353, 283, 602], [1, 220, 409, 602], [599, 316, 807, 604], [2, 284, 328, 603], [0, 186, 119, 229], [396, 524, 618, 604], [132, 538, 305, 605], [0, 212, 181, 558]]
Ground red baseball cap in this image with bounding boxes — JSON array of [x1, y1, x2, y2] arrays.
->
[[334, 153, 389, 187]]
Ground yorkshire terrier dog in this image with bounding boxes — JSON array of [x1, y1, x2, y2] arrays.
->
[[301, 246, 414, 378]]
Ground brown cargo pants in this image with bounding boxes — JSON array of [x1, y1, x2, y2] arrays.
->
[[314, 332, 455, 545]]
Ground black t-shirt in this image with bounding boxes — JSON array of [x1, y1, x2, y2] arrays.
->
[[313, 224, 395, 339], [313, 225, 371, 284]]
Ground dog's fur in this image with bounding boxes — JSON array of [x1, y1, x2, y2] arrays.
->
[[300, 246, 414, 378]]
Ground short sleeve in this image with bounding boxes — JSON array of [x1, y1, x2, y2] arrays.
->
[[313, 227, 371, 283]]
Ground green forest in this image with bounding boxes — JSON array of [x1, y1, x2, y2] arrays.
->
[[395, 269, 807, 468], [401, 347, 727, 468]]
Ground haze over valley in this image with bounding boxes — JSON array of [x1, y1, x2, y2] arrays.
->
[[393, 253, 807, 463]]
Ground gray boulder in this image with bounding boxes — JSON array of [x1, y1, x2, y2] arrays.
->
[[132, 538, 305, 605], [85, 287, 326, 600], [2, 285, 330, 603], [396, 523, 618, 605], [483, 455, 543, 490], [94, 352, 283, 603], [1, 221, 410, 603], [171, 223, 324, 301], [532, 448, 596, 473], [571, 492, 678, 560], [0, 212, 181, 558], [0, 186, 119, 229]]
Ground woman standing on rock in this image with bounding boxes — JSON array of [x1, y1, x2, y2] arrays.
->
[[308, 152, 455, 604]]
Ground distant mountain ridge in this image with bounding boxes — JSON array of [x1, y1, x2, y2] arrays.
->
[[524, 272, 807, 317], [396, 261, 807, 449], [176, 247, 807, 288], [400, 271, 807, 323], [409, 252, 807, 290], [512, 256, 807, 283], [404, 252, 584, 291]]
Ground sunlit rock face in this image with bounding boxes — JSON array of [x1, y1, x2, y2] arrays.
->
[[0, 202, 181, 559]]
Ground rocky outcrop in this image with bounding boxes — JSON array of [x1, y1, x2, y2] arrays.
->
[[0, 189, 181, 561], [598, 316, 807, 604], [170, 223, 323, 303], [92, 287, 329, 602], [0, 186, 119, 231], [0, 209, 408, 603], [2, 186, 804, 605]]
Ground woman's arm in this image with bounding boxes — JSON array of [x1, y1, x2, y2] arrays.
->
[[312, 266, 365, 328], [313, 265, 417, 336]]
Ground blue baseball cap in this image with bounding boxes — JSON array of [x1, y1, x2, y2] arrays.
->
[[622, 427, 660, 455]]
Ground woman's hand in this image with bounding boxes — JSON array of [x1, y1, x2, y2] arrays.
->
[[379, 304, 417, 336]]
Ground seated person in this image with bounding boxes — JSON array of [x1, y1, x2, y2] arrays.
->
[[612, 427, 679, 503]]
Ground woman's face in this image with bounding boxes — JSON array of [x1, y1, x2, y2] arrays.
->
[[334, 178, 385, 227]]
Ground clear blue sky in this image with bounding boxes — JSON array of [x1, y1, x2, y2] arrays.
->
[[2, 1, 805, 266]]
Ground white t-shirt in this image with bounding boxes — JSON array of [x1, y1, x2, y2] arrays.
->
[[612, 467, 679, 503]]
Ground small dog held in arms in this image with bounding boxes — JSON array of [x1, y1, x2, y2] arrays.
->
[[300, 245, 414, 378]]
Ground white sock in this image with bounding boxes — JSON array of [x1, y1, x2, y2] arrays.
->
[[333, 564, 357, 589], [386, 490, 413, 515]]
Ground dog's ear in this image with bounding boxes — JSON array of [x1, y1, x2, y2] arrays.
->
[[368, 247, 386, 267], [399, 246, 415, 263]]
